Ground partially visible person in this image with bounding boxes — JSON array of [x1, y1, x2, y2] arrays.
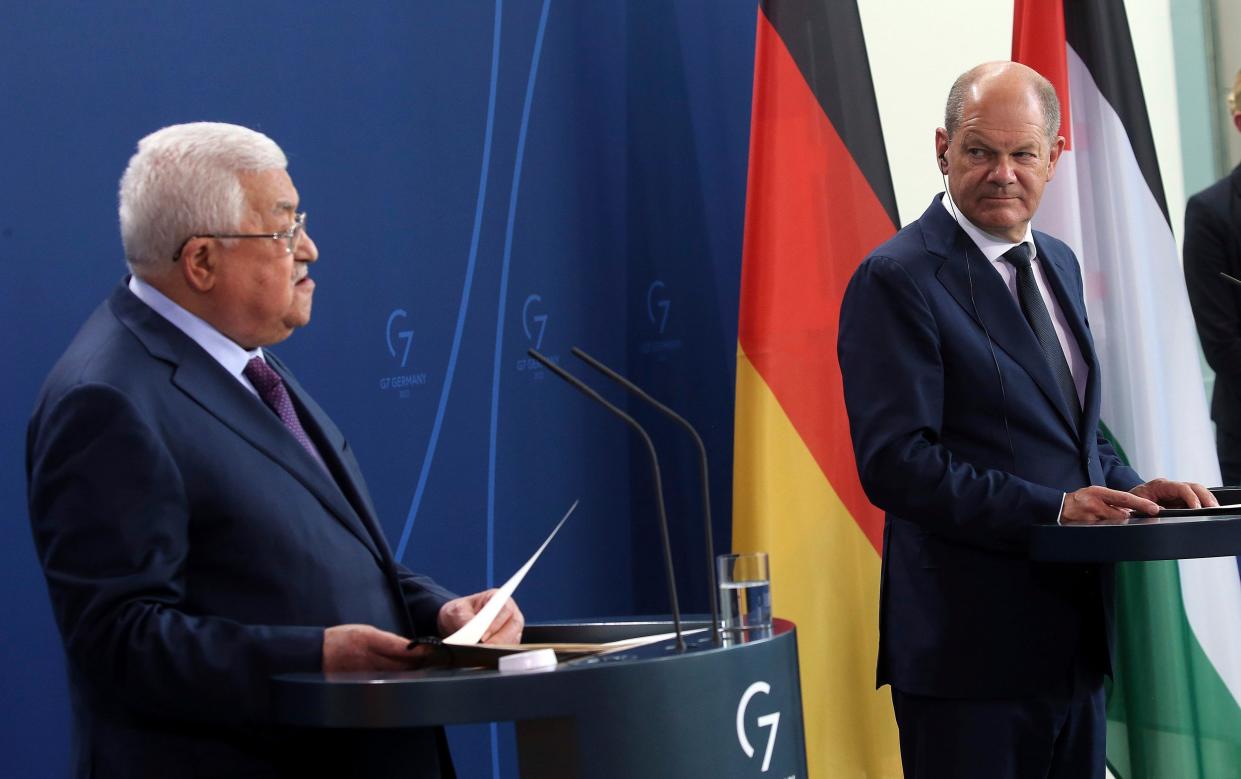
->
[[1185, 68, 1241, 484], [26, 122, 521, 778]]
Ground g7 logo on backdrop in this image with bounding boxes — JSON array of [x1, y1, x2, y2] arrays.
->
[[515, 293, 559, 376], [737, 681, 781, 773], [646, 280, 671, 334], [522, 294, 548, 350], [379, 309, 429, 396], [639, 280, 682, 356], [386, 309, 414, 367]]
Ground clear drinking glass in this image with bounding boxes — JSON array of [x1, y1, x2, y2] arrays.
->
[[716, 551, 772, 642]]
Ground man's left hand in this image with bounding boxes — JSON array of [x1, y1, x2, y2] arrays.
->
[[1130, 478, 1218, 511], [436, 588, 525, 644]]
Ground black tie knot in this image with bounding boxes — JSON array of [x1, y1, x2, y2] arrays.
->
[[1003, 243, 1033, 269]]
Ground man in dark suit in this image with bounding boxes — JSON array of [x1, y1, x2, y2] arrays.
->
[[838, 62, 1213, 779], [1185, 68, 1241, 484], [26, 122, 522, 778]]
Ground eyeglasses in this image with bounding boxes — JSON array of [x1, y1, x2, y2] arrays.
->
[[173, 212, 307, 261]]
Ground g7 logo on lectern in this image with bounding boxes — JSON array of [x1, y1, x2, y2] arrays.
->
[[737, 681, 781, 773]]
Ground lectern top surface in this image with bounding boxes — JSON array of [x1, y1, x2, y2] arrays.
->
[[1029, 511, 1241, 562], [1045, 511, 1241, 527]]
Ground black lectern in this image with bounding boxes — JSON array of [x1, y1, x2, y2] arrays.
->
[[1030, 488, 1241, 562], [272, 619, 808, 778]]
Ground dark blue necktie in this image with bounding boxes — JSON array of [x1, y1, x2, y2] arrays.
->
[[1003, 244, 1082, 423]]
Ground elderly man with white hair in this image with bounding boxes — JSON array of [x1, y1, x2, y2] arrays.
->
[[27, 122, 520, 778]]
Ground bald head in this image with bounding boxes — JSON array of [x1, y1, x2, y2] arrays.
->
[[933, 61, 1066, 242], [945, 62, 1061, 142]]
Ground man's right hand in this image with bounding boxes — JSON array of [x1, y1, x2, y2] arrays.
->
[[322, 624, 429, 673], [1060, 486, 1160, 524]]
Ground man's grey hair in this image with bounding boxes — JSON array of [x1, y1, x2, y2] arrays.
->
[[944, 63, 1061, 142], [119, 122, 287, 273]]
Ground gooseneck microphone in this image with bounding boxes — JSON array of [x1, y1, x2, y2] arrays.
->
[[570, 347, 721, 646], [527, 348, 686, 651]]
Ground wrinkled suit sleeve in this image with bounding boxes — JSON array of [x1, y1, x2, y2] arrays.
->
[[838, 255, 1068, 551]]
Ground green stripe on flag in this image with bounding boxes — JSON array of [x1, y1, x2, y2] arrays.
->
[[1108, 560, 1241, 778], [1099, 422, 1241, 777], [1098, 421, 1131, 467]]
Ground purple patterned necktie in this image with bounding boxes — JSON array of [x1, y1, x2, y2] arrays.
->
[[244, 356, 329, 472]]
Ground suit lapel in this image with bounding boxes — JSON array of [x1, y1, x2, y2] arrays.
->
[[110, 285, 384, 563], [925, 202, 1080, 436], [265, 355, 413, 637], [267, 354, 397, 565]]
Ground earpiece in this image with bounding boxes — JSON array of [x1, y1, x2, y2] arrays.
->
[[943, 188, 1017, 472], [938, 153, 948, 173]]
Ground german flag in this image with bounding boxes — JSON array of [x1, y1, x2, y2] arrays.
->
[[732, 1, 902, 775]]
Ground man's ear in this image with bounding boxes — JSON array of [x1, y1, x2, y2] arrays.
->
[[1233, 111, 1241, 136], [179, 239, 217, 293], [934, 128, 950, 174], [1044, 135, 1067, 181]]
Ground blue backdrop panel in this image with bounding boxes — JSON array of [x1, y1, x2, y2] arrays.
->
[[0, 2, 756, 776]]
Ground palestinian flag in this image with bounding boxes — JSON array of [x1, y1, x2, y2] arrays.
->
[[1013, 1, 1241, 775], [732, 1, 901, 775]]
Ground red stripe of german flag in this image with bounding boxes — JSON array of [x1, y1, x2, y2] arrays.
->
[[733, 1, 903, 774], [738, 0, 896, 554]]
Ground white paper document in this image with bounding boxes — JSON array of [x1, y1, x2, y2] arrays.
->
[[443, 499, 579, 646]]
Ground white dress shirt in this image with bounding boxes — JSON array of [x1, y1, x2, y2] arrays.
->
[[128, 275, 264, 396]]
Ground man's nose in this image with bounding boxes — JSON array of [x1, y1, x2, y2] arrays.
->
[[296, 230, 319, 263], [987, 158, 1017, 184]]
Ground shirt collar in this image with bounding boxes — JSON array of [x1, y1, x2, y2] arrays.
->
[[941, 191, 1035, 263], [128, 275, 263, 385]]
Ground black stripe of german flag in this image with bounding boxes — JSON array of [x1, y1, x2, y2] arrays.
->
[[761, 0, 899, 227]]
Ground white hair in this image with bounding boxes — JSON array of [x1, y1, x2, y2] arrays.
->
[[118, 122, 287, 273]]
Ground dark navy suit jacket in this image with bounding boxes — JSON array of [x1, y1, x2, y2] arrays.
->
[[1184, 164, 1241, 441], [838, 197, 1142, 699], [27, 282, 456, 777]]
